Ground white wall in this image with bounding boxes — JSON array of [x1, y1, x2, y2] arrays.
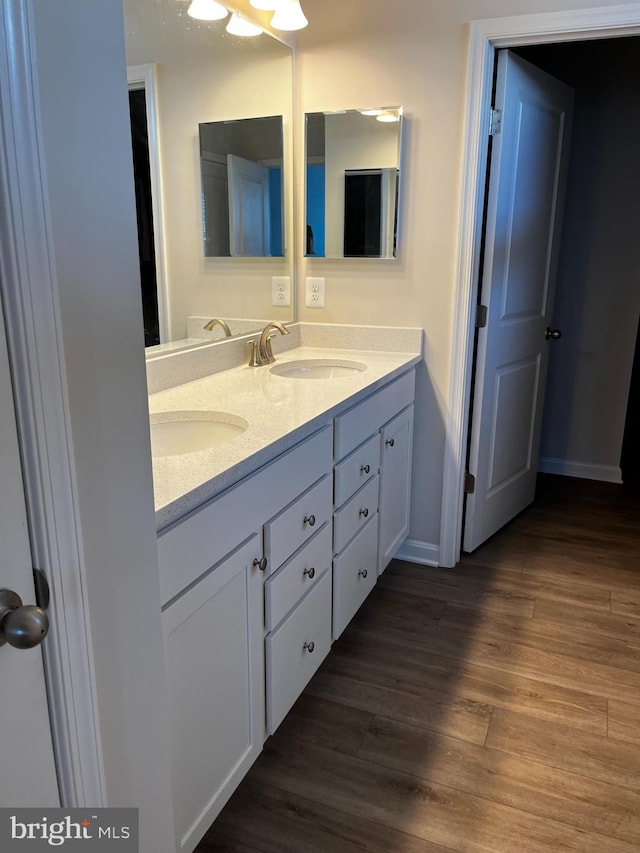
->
[[539, 42, 640, 481], [30, 1, 175, 848], [296, 0, 640, 554], [123, 0, 294, 339]]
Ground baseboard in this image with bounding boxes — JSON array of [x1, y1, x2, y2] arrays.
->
[[538, 457, 623, 484], [395, 538, 440, 567]]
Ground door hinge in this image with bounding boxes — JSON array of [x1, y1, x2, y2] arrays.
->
[[476, 304, 488, 329], [464, 472, 476, 494], [489, 108, 502, 136]]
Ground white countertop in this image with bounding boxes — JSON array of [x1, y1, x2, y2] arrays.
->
[[150, 345, 420, 530]]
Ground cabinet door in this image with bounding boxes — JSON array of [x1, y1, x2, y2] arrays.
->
[[162, 535, 264, 853], [266, 569, 332, 735], [333, 514, 378, 639], [378, 405, 414, 574]]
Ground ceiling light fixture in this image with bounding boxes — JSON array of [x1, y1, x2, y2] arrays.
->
[[360, 109, 383, 117], [187, 0, 229, 21], [271, 0, 308, 31], [226, 12, 263, 36], [250, 0, 282, 10]]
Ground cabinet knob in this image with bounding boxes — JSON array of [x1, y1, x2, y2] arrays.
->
[[303, 514, 316, 527], [385, 438, 395, 448], [252, 557, 268, 572], [358, 568, 368, 579], [361, 464, 371, 475], [359, 508, 369, 519], [303, 566, 316, 580], [303, 641, 315, 654]]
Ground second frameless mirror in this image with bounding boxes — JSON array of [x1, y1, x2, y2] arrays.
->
[[305, 108, 403, 259], [200, 115, 284, 257]]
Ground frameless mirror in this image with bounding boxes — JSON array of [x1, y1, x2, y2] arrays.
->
[[199, 115, 284, 258], [122, 0, 294, 355], [305, 108, 404, 259]]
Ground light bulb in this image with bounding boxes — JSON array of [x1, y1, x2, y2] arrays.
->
[[226, 13, 263, 36], [187, 0, 228, 21], [271, 0, 308, 31]]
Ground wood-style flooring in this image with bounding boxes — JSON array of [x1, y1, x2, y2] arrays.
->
[[198, 475, 640, 853]]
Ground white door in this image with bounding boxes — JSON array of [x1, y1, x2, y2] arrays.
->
[[0, 306, 59, 806], [464, 51, 574, 552], [227, 154, 271, 256]]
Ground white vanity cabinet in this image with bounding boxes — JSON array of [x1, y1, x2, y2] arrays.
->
[[332, 371, 415, 637], [157, 426, 333, 852], [155, 367, 416, 852]]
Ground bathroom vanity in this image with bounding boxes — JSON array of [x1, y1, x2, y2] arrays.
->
[[149, 327, 419, 852]]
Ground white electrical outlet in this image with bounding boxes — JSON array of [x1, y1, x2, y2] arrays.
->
[[271, 276, 291, 307], [305, 277, 325, 308]]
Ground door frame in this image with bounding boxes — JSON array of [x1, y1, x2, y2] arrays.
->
[[440, 2, 640, 568], [0, 0, 105, 804]]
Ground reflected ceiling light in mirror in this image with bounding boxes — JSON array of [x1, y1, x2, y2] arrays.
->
[[187, 0, 229, 21], [271, 0, 308, 31], [359, 109, 383, 117], [376, 110, 401, 123], [226, 12, 263, 36]]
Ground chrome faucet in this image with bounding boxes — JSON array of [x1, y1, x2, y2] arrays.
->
[[203, 317, 232, 337], [248, 321, 290, 366]]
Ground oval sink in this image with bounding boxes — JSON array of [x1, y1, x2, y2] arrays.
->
[[149, 411, 248, 457], [270, 359, 367, 380]]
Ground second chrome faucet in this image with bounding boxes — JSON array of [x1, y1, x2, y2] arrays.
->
[[248, 322, 290, 367]]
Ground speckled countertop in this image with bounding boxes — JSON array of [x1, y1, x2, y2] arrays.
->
[[150, 343, 421, 531]]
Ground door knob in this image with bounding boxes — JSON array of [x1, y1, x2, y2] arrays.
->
[[0, 589, 49, 650], [545, 327, 562, 340]]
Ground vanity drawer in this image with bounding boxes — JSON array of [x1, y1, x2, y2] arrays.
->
[[157, 425, 332, 605], [334, 371, 415, 460], [265, 523, 332, 632], [265, 474, 333, 572], [266, 569, 332, 734], [333, 475, 379, 555], [333, 515, 378, 640], [334, 433, 380, 508]]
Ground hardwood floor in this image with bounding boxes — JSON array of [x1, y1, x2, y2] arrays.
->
[[198, 475, 640, 853]]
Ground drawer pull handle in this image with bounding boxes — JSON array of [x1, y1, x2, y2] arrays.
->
[[361, 464, 371, 475], [359, 508, 369, 519], [385, 438, 395, 448], [303, 641, 315, 654], [252, 557, 268, 572], [358, 568, 368, 579], [304, 514, 316, 527], [303, 566, 316, 580]]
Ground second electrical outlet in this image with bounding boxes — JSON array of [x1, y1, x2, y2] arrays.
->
[[305, 277, 325, 308]]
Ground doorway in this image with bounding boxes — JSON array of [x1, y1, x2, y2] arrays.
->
[[463, 36, 640, 554], [440, 5, 640, 568]]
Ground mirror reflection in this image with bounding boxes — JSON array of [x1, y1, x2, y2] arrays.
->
[[305, 108, 403, 259], [199, 116, 284, 258], [122, 0, 294, 354]]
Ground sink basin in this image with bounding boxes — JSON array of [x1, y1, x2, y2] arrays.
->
[[269, 359, 367, 380], [149, 411, 248, 457]]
